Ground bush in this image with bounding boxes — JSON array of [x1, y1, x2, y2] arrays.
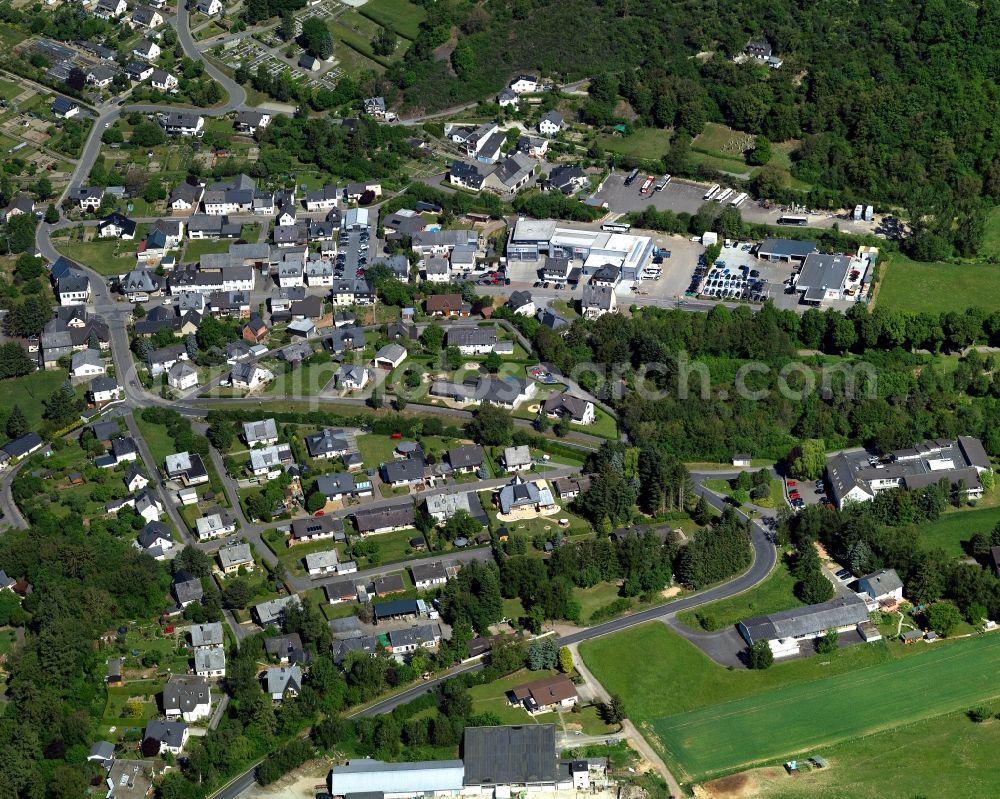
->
[[969, 706, 991, 723], [749, 640, 773, 670]]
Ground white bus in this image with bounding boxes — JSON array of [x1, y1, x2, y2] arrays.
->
[[601, 222, 631, 233], [730, 192, 748, 207], [703, 183, 720, 200], [715, 188, 734, 203], [777, 215, 809, 226]]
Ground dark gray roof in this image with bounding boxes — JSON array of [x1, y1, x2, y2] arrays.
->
[[305, 428, 350, 457], [163, 675, 210, 714], [354, 501, 415, 533], [463, 725, 558, 785], [448, 445, 484, 470], [757, 238, 818, 259], [291, 515, 343, 539], [740, 595, 869, 642], [381, 458, 425, 484]]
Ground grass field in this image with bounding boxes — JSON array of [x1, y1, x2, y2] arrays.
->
[[675, 553, 801, 632], [358, 0, 426, 39], [742, 704, 1000, 799], [55, 239, 135, 277], [183, 238, 234, 260], [703, 477, 785, 509], [877, 254, 1000, 313], [0, 370, 69, 429], [0, 24, 25, 49], [573, 581, 624, 619], [583, 622, 1000, 783], [0, 627, 16, 656], [597, 128, 673, 160], [132, 416, 178, 467], [980, 206, 1000, 260], [0, 78, 20, 101], [261, 361, 337, 397], [918, 504, 1000, 557]]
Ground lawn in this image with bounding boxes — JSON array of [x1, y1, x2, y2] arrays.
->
[[675, 552, 800, 631], [55, 238, 136, 276], [358, 0, 426, 39], [583, 622, 1000, 783], [980, 206, 1000, 260], [183, 238, 234, 260], [327, 10, 407, 69], [0, 628, 16, 657], [597, 128, 673, 160], [570, 406, 618, 440], [703, 477, 785, 509], [0, 370, 69, 429], [918, 504, 1000, 557], [133, 416, 178, 467], [572, 581, 624, 620], [261, 361, 338, 397], [743, 704, 1000, 799], [877, 254, 1000, 314], [467, 667, 559, 725]]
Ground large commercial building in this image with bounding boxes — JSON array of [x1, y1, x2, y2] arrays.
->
[[328, 725, 602, 798], [507, 219, 654, 283], [826, 436, 990, 510]]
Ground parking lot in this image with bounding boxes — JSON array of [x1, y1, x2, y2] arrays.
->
[[594, 173, 710, 215]]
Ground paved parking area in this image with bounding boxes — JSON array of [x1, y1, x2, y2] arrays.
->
[[594, 173, 710, 215]]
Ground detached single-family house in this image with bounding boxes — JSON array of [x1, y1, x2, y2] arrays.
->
[[229, 362, 274, 391], [410, 561, 449, 590], [133, 39, 161, 61], [235, 110, 271, 134], [502, 445, 533, 472], [164, 451, 209, 486], [90, 375, 121, 404], [143, 719, 189, 756], [581, 283, 616, 319], [51, 97, 80, 119], [264, 665, 302, 701], [305, 550, 340, 577], [538, 110, 564, 137], [305, 429, 350, 460], [507, 290, 535, 316], [218, 543, 253, 574], [196, 0, 222, 13], [195, 508, 237, 540], [243, 418, 279, 447], [857, 569, 904, 604], [507, 674, 578, 714], [336, 364, 370, 391], [447, 445, 485, 474], [543, 392, 595, 425], [164, 675, 212, 723], [71, 349, 106, 378], [97, 212, 137, 239], [150, 69, 178, 92], [167, 361, 199, 391]]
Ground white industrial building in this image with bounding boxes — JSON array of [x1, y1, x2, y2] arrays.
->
[[507, 219, 654, 283]]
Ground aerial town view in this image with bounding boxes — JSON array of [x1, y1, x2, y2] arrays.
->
[[2, 0, 1000, 797]]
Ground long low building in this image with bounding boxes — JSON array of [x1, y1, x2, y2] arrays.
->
[[507, 219, 654, 283], [738, 595, 871, 658], [328, 759, 466, 799]]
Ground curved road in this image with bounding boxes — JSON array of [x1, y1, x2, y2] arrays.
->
[[16, 8, 780, 796]]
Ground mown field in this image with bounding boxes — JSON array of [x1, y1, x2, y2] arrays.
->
[[358, 0, 426, 40], [582, 622, 1000, 783], [877, 254, 1000, 314]]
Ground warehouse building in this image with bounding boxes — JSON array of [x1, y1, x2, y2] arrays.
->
[[738, 595, 871, 658], [507, 219, 654, 283], [756, 238, 817, 263]]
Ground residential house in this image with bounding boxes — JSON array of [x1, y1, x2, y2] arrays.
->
[[553, 475, 591, 500], [304, 259, 335, 287], [497, 88, 519, 108], [229, 362, 274, 390], [502, 445, 533, 472], [164, 451, 209, 486], [546, 165, 588, 194], [381, 458, 425, 488], [448, 161, 486, 191], [243, 418, 279, 447], [330, 278, 375, 306], [195, 507, 237, 540], [58, 271, 91, 306], [424, 294, 469, 317], [150, 69, 178, 91], [506, 290, 535, 316], [218, 543, 253, 574], [86, 64, 119, 88], [305, 550, 340, 577], [125, 60, 154, 82], [446, 326, 498, 356], [265, 633, 309, 664], [71, 349, 106, 378], [289, 515, 343, 545], [147, 344, 187, 376], [169, 182, 204, 212], [336, 364, 370, 391], [94, 0, 126, 17], [235, 110, 270, 134], [137, 520, 172, 553], [496, 475, 556, 515], [90, 375, 121, 404], [1, 433, 44, 462], [315, 472, 357, 502], [248, 443, 293, 477], [51, 96, 79, 118], [543, 392, 595, 425], [387, 624, 442, 655], [242, 314, 268, 344], [70, 186, 104, 211], [304, 185, 340, 211], [161, 111, 205, 137], [166, 361, 198, 391], [410, 561, 449, 590], [173, 571, 203, 607], [538, 110, 564, 137], [305, 429, 350, 460], [2, 194, 33, 222], [133, 40, 161, 61], [507, 674, 578, 713], [481, 153, 534, 195], [97, 212, 137, 239], [196, 0, 222, 13], [163, 675, 212, 723], [857, 568, 904, 604], [429, 375, 536, 409], [121, 268, 160, 302], [143, 719, 189, 756], [581, 283, 616, 319], [423, 257, 449, 283], [447, 445, 484, 474], [425, 491, 488, 525], [509, 74, 539, 94], [364, 96, 387, 117], [353, 501, 415, 535], [264, 665, 302, 701], [194, 645, 226, 677], [131, 5, 164, 27]]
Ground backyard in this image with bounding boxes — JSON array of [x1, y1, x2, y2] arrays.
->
[[0, 369, 70, 429], [918, 504, 1000, 557], [581, 622, 1000, 784]]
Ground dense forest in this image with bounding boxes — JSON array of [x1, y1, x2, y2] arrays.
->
[[388, 0, 1000, 257], [498, 300, 1000, 463]]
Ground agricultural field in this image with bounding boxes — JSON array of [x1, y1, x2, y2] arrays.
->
[[876, 254, 1000, 314], [582, 622, 1000, 784], [676, 553, 800, 632], [730, 704, 1000, 799]]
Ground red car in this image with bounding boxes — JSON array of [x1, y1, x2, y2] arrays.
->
[[787, 480, 797, 487]]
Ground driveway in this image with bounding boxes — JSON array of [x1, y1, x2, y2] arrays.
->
[[661, 619, 748, 668]]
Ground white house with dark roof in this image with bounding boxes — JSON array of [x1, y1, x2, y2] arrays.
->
[[538, 110, 564, 137], [243, 418, 278, 447]]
